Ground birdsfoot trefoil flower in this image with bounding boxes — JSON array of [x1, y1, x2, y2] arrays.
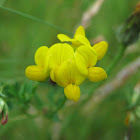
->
[[25, 26, 108, 102]]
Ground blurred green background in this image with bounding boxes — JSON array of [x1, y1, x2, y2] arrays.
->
[[0, 0, 140, 140]]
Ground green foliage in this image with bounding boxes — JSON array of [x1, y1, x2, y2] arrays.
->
[[0, 81, 38, 113], [2, 81, 37, 103]]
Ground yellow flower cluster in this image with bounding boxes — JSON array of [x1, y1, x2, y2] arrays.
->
[[25, 26, 108, 102]]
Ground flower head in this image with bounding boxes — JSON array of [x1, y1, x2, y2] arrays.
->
[[25, 26, 108, 102]]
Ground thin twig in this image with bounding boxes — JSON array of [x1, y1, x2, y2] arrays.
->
[[0, 6, 72, 35], [83, 57, 140, 113], [107, 45, 126, 74], [81, 0, 105, 28]]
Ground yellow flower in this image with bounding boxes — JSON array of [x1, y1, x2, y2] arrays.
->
[[55, 58, 85, 102], [43, 43, 85, 102], [58, 26, 108, 61], [25, 26, 108, 102], [25, 46, 49, 81], [74, 45, 107, 82], [76, 36, 108, 61], [74, 45, 97, 76], [56, 59, 85, 87], [57, 26, 87, 49], [44, 43, 75, 82], [75, 36, 108, 81]]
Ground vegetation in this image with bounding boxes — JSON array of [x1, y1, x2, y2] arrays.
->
[[0, 0, 140, 140]]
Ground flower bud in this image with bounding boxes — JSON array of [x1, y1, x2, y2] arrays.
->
[[0, 98, 9, 125], [64, 84, 81, 102]]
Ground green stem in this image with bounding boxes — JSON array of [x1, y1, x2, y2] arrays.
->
[[107, 45, 126, 75], [91, 46, 125, 91], [0, 6, 72, 35], [55, 96, 67, 113]]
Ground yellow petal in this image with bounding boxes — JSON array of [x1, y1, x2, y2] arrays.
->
[[57, 34, 74, 42], [75, 35, 91, 46], [64, 84, 81, 102], [88, 67, 107, 82], [44, 53, 51, 75], [46, 43, 74, 70], [92, 41, 108, 60], [56, 59, 85, 87], [76, 45, 97, 68], [25, 65, 49, 81], [74, 52, 88, 76], [35, 46, 49, 66], [50, 66, 58, 82], [74, 26, 85, 38], [55, 61, 69, 87], [71, 41, 83, 49]]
